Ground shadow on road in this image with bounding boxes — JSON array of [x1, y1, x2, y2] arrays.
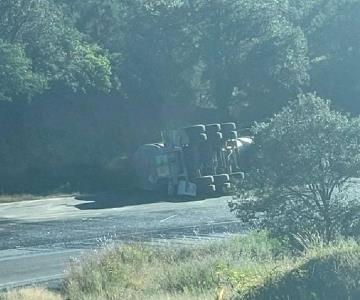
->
[[75, 190, 197, 210]]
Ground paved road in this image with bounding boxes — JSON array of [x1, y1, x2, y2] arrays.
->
[[0, 193, 242, 289]]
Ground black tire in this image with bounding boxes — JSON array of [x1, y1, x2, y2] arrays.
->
[[198, 184, 216, 195], [193, 175, 214, 185], [184, 125, 205, 136], [216, 182, 231, 194], [221, 122, 236, 132], [206, 184, 216, 193], [230, 172, 245, 180], [222, 182, 231, 189], [222, 182, 232, 193], [188, 133, 207, 145], [205, 123, 221, 134], [213, 174, 230, 185], [207, 131, 223, 144], [224, 130, 238, 140], [199, 133, 207, 142]]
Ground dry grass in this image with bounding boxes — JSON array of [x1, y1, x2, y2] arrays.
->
[[0, 287, 63, 300], [3, 234, 358, 300], [0, 194, 40, 204], [0, 287, 217, 300], [63, 232, 287, 300], [134, 291, 221, 300], [0, 193, 74, 204], [63, 233, 360, 300]]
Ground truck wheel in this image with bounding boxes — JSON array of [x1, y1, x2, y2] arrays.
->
[[184, 125, 205, 136], [219, 182, 232, 194], [230, 172, 245, 180], [206, 184, 216, 193], [207, 131, 223, 144], [205, 123, 221, 134], [222, 182, 231, 189], [221, 122, 236, 132], [193, 175, 214, 185], [188, 133, 207, 145], [198, 184, 216, 195], [213, 174, 230, 185], [214, 182, 232, 195], [199, 133, 208, 142], [224, 130, 238, 140]]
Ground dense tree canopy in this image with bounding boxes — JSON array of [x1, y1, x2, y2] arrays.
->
[[0, 0, 112, 100], [2, 0, 360, 110], [0, 0, 360, 192], [58, 0, 311, 120]]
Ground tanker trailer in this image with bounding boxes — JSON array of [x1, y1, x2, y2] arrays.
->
[[132, 123, 252, 197]]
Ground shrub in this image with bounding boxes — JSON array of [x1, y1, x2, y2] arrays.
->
[[230, 94, 360, 243], [229, 241, 360, 300]]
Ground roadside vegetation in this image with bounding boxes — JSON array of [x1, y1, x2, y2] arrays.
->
[[0, 194, 40, 204], [0, 287, 62, 300], [63, 232, 287, 300], [235, 241, 360, 300], [2, 232, 360, 300], [0, 193, 76, 204], [230, 94, 360, 244]]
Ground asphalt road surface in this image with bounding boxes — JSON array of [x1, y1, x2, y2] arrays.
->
[[0, 193, 243, 290]]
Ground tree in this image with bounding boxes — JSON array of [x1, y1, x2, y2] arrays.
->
[[229, 94, 360, 243], [0, 0, 112, 100], [0, 40, 45, 100], [287, 0, 360, 114], [63, 0, 198, 105], [61, 0, 311, 122], [308, 0, 360, 114], [192, 0, 310, 121]]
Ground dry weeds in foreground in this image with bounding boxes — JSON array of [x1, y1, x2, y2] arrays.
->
[[0, 287, 63, 300]]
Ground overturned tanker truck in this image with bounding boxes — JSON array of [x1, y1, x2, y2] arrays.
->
[[133, 123, 253, 197]]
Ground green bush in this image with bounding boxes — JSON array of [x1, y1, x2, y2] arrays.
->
[[230, 94, 360, 243], [229, 241, 360, 300]]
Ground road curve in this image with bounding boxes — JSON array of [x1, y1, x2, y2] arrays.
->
[[0, 194, 243, 289]]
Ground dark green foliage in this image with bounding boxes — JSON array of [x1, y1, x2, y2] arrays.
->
[[0, 0, 112, 99], [0, 40, 45, 100], [1, 0, 360, 193], [2, 0, 360, 109], [58, 0, 311, 121], [307, 0, 360, 114], [230, 94, 360, 242]]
